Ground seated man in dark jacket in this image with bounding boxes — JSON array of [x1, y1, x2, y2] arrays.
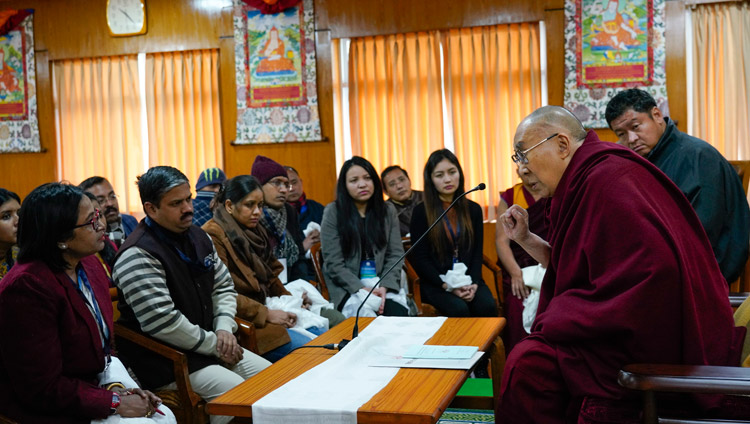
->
[[113, 166, 270, 424]]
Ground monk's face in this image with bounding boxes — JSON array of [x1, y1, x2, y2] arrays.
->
[[609, 107, 666, 157], [517, 165, 543, 196], [513, 126, 572, 197]]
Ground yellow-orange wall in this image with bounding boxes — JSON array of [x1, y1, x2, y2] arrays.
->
[[0, 0, 688, 210]]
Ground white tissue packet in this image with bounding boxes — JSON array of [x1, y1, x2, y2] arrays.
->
[[439, 262, 472, 290]]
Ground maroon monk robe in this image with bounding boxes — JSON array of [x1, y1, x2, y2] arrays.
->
[[498, 131, 745, 423]]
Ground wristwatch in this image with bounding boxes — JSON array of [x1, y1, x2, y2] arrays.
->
[[110, 392, 121, 415]]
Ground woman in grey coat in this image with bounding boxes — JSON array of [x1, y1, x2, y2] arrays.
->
[[320, 156, 409, 317]]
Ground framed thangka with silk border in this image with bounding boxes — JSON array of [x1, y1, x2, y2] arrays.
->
[[233, 0, 322, 144], [564, 0, 669, 128], [0, 10, 39, 153]]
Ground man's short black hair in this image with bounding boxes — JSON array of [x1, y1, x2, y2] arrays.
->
[[380, 165, 409, 187], [136, 166, 189, 207], [17, 183, 83, 272], [605, 88, 658, 128], [78, 176, 108, 192]]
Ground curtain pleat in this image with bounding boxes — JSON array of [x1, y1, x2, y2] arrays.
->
[[341, 23, 541, 218], [145, 49, 223, 192], [53, 55, 143, 213], [348, 32, 445, 190], [441, 23, 542, 219], [691, 3, 750, 160]]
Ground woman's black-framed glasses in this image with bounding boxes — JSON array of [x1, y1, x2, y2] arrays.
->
[[73, 208, 103, 231]]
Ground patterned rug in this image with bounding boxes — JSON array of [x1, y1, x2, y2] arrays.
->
[[438, 408, 494, 423]]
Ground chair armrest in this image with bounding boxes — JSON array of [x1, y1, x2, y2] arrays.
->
[[113, 323, 201, 406], [482, 254, 504, 308], [730, 292, 749, 308], [234, 317, 259, 353], [618, 364, 750, 395], [404, 259, 423, 316]]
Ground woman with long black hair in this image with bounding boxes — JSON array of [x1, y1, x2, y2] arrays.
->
[[320, 156, 409, 317], [409, 149, 498, 317]]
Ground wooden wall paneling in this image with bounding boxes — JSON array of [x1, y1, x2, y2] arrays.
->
[[323, 0, 545, 38], [544, 8, 565, 108], [665, 0, 687, 131]]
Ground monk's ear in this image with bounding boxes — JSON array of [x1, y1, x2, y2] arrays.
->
[[556, 133, 573, 159]]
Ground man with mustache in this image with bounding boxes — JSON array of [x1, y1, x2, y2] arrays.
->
[[80, 176, 139, 247], [381, 165, 423, 237], [112, 166, 270, 424], [606, 88, 749, 284]]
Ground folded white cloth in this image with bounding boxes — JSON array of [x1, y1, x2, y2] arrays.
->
[[440, 262, 472, 291], [303, 223, 321, 259], [303, 222, 321, 238], [94, 357, 177, 424], [252, 316, 447, 424], [341, 277, 410, 318], [521, 264, 546, 333], [267, 279, 331, 330]]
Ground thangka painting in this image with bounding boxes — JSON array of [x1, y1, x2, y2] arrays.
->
[[234, 0, 322, 144], [0, 10, 39, 153], [564, 0, 669, 128]]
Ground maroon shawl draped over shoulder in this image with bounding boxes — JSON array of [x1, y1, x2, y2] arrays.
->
[[532, 131, 744, 400]]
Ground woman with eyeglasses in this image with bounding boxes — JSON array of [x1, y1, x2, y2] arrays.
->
[[203, 175, 326, 362], [408, 149, 498, 318], [0, 188, 20, 282], [0, 183, 174, 423], [320, 156, 409, 317]]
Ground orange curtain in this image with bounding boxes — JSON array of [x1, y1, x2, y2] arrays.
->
[[691, 2, 750, 160], [145, 49, 223, 192], [53, 55, 144, 214], [348, 32, 445, 190], [442, 23, 542, 220]]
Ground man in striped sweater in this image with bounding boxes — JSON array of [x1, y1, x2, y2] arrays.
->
[[113, 166, 270, 424]]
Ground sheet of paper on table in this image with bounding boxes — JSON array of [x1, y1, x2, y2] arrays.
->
[[367, 351, 484, 369], [403, 344, 478, 359]]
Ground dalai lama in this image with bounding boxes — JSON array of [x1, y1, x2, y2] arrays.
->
[[496, 106, 745, 422]]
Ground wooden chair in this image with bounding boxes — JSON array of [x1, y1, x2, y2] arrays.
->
[[616, 293, 750, 423], [403, 250, 504, 317], [309, 242, 330, 300], [110, 290, 259, 424]]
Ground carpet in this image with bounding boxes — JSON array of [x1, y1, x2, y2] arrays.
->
[[438, 408, 495, 423]]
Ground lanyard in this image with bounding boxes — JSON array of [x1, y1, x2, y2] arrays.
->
[[443, 215, 460, 261], [262, 209, 287, 246], [72, 267, 111, 356]]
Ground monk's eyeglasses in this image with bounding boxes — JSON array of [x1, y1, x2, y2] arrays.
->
[[511, 133, 559, 165]]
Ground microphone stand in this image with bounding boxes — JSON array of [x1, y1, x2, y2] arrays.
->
[[337, 183, 487, 350]]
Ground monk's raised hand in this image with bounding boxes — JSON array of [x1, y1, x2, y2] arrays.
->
[[500, 205, 530, 242]]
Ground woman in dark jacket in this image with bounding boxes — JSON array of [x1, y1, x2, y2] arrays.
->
[[409, 149, 498, 317], [0, 183, 167, 423]]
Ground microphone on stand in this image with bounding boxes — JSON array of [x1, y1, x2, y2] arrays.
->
[[336, 183, 487, 350]]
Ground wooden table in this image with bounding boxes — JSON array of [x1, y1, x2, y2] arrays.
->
[[207, 317, 506, 424]]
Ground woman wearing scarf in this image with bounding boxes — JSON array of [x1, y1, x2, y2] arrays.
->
[[202, 175, 325, 362]]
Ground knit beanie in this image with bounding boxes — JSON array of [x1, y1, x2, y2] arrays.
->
[[195, 167, 227, 190], [251, 155, 287, 185]]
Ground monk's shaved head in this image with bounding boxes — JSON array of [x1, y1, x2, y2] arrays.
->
[[516, 106, 587, 148], [512, 106, 590, 198]]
